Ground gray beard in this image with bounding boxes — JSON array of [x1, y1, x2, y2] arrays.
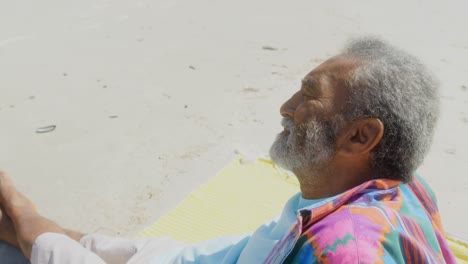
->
[[269, 117, 335, 174]]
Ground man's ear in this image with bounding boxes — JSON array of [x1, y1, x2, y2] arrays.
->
[[336, 118, 384, 156]]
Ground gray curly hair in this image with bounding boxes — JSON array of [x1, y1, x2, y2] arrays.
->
[[340, 37, 440, 182]]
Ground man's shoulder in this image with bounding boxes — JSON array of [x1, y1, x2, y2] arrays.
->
[[284, 183, 446, 263]]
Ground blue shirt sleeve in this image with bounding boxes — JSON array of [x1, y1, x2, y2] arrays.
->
[[150, 234, 250, 264]]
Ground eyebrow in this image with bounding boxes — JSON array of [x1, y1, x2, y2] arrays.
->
[[301, 78, 317, 90]]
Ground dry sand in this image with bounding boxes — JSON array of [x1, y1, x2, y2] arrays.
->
[[0, 0, 467, 238]]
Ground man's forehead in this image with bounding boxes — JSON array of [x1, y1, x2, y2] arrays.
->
[[304, 55, 359, 81]]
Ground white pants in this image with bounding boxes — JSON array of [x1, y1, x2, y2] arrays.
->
[[0, 233, 185, 264]]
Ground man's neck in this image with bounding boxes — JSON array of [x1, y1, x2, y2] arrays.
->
[[294, 165, 372, 200]]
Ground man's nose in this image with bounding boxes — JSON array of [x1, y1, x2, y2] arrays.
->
[[280, 91, 301, 118]]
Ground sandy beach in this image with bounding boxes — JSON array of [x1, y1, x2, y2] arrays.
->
[[0, 0, 467, 239]]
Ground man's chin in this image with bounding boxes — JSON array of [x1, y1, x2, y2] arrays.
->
[[270, 155, 286, 169], [269, 147, 294, 172], [269, 128, 318, 172]]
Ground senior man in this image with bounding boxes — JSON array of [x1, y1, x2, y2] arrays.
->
[[0, 37, 456, 263]]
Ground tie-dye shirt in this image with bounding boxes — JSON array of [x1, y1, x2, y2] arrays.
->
[[264, 176, 456, 264]]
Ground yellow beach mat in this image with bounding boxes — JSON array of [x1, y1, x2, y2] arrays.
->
[[138, 158, 298, 242], [138, 157, 468, 262], [447, 235, 468, 263]]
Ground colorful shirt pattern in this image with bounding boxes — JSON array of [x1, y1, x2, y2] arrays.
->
[[264, 176, 456, 264]]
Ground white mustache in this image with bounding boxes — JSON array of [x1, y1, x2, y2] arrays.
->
[[281, 118, 296, 131]]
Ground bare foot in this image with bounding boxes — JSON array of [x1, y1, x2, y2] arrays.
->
[[0, 171, 37, 219], [0, 208, 19, 247], [0, 171, 65, 258]]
